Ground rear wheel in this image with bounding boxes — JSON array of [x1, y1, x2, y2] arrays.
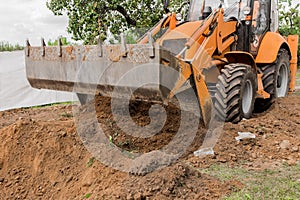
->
[[255, 49, 290, 111], [214, 64, 257, 123]]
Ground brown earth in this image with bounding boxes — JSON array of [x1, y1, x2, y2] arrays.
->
[[0, 92, 300, 199]]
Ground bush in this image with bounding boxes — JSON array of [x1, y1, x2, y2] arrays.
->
[[279, 0, 300, 66], [0, 41, 24, 52]]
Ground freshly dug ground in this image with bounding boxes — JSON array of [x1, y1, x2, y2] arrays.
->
[[0, 92, 299, 199]]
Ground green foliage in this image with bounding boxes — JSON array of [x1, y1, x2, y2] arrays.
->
[[83, 193, 92, 199], [86, 157, 95, 168], [60, 112, 73, 118], [46, 0, 300, 62], [279, 0, 300, 65], [47, 37, 72, 46], [46, 0, 186, 44], [29, 102, 73, 109], [0, 41, 24, 52]]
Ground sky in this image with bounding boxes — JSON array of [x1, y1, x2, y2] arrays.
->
[[0, 0, 300, 46], [0, 0, 70, 46]]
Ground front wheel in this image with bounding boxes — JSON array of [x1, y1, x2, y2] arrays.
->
[[214, 64, 257, 123]]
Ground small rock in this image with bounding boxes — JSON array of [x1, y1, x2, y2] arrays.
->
[[66, 176, 73, 183], [262, 135, 267, 139], [287, 159, 296, 166], [162, 188, 171, 196], [194, 147, 214, 157], [218, 157, 227, 163], [82, 182, 91, 187], [133, 192, 143, 200], [280, 140, 290, 150], [0, 178, 4, 183], [291, 146, 299, 153], [235, 132, 256, 141], [229, 153, 236, 157], [5, 182, 12, 187], [126, 193, 133, 200], [36, 192, 43, 196]]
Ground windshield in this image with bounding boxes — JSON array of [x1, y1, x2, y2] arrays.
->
[[188, 0, 241, 21]]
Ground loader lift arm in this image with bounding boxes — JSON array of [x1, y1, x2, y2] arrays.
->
[[161, 7, 238, 125]]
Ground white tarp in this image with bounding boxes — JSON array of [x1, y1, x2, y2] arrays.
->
[[0, 51, 76, 111]]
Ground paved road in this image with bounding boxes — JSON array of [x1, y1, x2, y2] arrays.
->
[[0, 51, 76, 111]]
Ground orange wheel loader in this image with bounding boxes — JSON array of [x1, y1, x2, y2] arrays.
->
[[25, 0, 298, 126]]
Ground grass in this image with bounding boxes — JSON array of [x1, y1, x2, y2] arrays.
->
[[87, 157, 95, 168], [296, 70, 300, 82], [60, 112, 73, 118], [295, 70, 300, 93], [29, 102, 74, 109], [83, 193, 92, 199], [196, 163, 300, 200]]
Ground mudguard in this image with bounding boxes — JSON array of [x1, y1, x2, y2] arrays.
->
[[255, 32, 291, 64]]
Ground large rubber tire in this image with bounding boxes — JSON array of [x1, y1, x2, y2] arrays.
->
[[214, 64, 257, 123], [255, 49, 290, 111]]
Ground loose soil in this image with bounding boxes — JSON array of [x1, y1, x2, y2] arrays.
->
[[0, 92, 299, 199]]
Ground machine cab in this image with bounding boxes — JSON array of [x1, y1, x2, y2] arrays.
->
[[187, 0, 277, 55]]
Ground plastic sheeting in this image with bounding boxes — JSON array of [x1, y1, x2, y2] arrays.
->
[[0, 51, 76, 111]]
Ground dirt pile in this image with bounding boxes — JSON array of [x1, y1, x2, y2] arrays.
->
[[0, 105, 239, 199], [0, 94, 299, 199]]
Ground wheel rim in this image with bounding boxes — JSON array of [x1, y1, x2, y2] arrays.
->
[[242, 79, 253, 114], [276, 63, 289, 97]]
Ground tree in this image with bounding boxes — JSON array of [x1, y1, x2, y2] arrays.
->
[[278, 0, 300, 65], [47, 37, 72, 46], [46, 0, 185, 44], [48, 1, 300, 50], [0, 41, 24, 52]]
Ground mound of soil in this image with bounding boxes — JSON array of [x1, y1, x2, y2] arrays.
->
[[0, 94, 299, 199]]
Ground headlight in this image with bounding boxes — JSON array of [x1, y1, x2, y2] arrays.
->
[[243, 6, 251, 15], [176, 13, 182, 21]]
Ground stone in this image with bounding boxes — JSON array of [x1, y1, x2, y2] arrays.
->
[[133, 192, 143, 200], [126, 193, 133, 200], [279, 140, 290, 150], [287, 159, 296, 166], [291, 146, 299, 153]]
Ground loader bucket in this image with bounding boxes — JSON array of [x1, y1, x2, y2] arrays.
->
[[25, 42, 198, 110]]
